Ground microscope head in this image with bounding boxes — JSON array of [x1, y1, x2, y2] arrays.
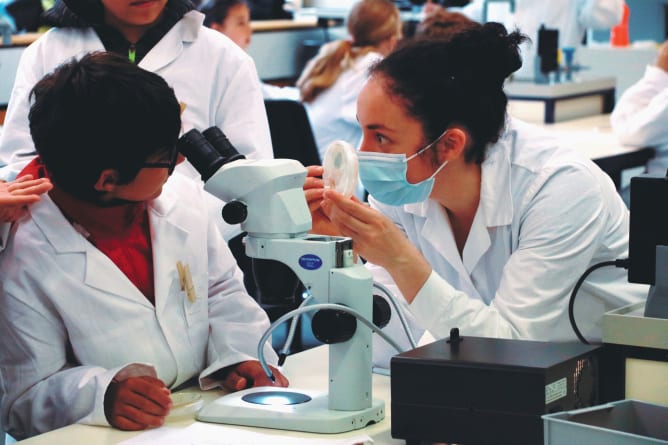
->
[[177, 127, 312, 237]]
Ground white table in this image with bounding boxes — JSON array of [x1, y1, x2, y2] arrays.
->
[[16, 345, 403, 445], [547, 114, 655, 189], [521, 113, 655, 190]]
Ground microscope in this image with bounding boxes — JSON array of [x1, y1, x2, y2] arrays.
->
[[177, 127, 385, 433]]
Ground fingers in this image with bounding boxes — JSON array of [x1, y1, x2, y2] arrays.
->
[[222, 361, 290, 391], [106, 376, 172, 431], [322, 189, 377, 229], [304, 175, 324, 192], [306, 165, 324, 178], [304, 166, 324, 191], [266, 365, 289, 387], [221, 368, 249, 391], [0, 177, 53, 208], [0, 195, 39, 206], [7, 177, 53, 196]]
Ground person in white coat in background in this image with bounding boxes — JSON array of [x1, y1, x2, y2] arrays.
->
[[610, 39, 668, 181], [0, 52, 288, 441], [198, 0, 300, 100], [304, 23, 646, 366], [0, 0, 275, 244], [0, 0, 273, 182], [447, 0, 624, 80], [296, 0, 402, 162]]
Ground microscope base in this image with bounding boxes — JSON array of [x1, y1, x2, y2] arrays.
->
[[197, 387, 385, 434]]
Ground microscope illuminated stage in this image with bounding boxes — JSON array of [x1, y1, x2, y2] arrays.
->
[[177, 128, 385, 433]]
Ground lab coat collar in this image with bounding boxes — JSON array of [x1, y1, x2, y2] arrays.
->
[[30, 195, 151, 306], [402, 127, 515, 227], [30, 186, 187, 308], [400, 127, 516, 277], [138, 10, 203, 73], [478, 127, 515, 228]]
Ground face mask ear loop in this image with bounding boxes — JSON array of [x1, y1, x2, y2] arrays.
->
[[406, 130, 450, 180], [428, 159, 448, 181], [405, 129, 449, 162]]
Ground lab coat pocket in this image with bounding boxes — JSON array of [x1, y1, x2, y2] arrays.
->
[[182, 276, 207, 328], [181, 291, 208, 327], [181, 273, 209, 355]]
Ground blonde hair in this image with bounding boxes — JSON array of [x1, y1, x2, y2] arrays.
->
[[297, 0, 400, 103]]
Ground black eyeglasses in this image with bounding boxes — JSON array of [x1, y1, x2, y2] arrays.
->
[[143, 145, 179, 175]]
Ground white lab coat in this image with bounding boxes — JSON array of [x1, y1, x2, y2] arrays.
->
[[610, 64, 668, 175], [302, 45, 382, 161], [0, 172, 278, 440], [372, 118, 646, 365], [452, 0, 623, 80], [0, 10, 273, 180], [0, 10, 273, 245]]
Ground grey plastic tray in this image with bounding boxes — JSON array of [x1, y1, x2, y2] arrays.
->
[[543, 399, 668, 445]]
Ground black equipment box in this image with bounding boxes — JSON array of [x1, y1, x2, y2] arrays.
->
[[390, 335, 602, 445]]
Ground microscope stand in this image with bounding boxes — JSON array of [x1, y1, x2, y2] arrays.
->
[[197, 387, 385, 434]]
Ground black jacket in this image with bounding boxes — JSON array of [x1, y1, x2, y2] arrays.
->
[[41, 0, 196, 63]]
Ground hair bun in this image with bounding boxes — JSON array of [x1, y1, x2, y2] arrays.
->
[[474, 22, 527, 85]]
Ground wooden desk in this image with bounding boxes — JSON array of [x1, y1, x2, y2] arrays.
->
[[537, 114, 655, 190], [16, 346, 402, 445]]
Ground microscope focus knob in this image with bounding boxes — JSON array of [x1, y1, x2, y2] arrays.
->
[[372, 294, 391, 329], [222, 200, 248, 224], [311, 309, 356, 344]]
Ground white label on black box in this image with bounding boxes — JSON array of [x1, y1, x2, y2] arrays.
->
[[545, 377, 567, 404]]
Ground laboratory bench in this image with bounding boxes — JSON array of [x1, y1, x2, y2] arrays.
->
[[513, 112, 655, 191], [15, 345, 402, 445], [506, 76, 616, 124]]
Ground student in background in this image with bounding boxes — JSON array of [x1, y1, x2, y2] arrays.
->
[[447, 0, 624, 80], [201, 0, 253, 50], [0, 52, 287, 440], [610, 38, 668, 200], [296, 0, 402, 161], [0, 0, 273, 182], [199, 0, 300, 100], [304, 24, 645, 366]]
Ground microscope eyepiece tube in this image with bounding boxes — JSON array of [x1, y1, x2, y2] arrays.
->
[[202, 126, 246, 164], [177, 127, 246, 182], [177, 129, 226, 181]]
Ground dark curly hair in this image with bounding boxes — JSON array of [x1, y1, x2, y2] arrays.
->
[[370, 22, 528, 164]]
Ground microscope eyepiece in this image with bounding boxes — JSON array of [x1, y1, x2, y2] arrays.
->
[[202, 126, 246, 164], [176, 127, 245, 182]]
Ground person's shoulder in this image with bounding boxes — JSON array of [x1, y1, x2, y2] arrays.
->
[[501, 118, 603, 182], [355, 50, 383, 68], [0, 203, 53, 265], [159, 171, 210, 210], [31, 26, 94, 46], [188, 23, 253, 65], [21, 26, 96, 61]]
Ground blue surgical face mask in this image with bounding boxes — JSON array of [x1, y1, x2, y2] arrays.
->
[[358, 134, 449, 206]]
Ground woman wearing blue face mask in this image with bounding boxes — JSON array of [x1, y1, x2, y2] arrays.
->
[[304, 22, 646, 361]]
